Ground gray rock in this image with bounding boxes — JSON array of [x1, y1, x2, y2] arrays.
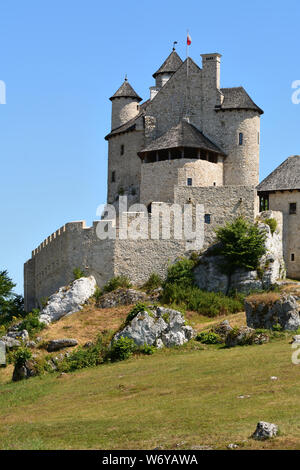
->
[[212, 320, 233, 340], [46, 338, 78, 352], [245, 294, 300, 331], [194, 255, 229, 294], [230, 269, 263, 293], [114, 307, 195, 348], [97, 288, 148, 308], [6, 329, 29, 342], [26, 341, 37, 349], [227, 443, 238, 449], [39, 276, 97, 324], [225, 326, 257, 347], [0, 340, 6, 367], [292, 335, 300, 344], [12, 360, 38, 382], [252, 421, 278, 440], [1, 335, 21, 350]]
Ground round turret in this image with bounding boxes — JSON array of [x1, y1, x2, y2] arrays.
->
[[109, 78, 142, 130]]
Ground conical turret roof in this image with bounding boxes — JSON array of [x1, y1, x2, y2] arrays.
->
[[109, 79, 142, 101], [153, 50, 183, 78]]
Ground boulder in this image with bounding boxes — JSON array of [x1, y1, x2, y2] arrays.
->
[[245, 293, 300, 331], [252, 421, 278, 440], [230, 270, 263, 293], [46, 338, 78, 352], [225, 326, 269, 348], [0, 340, 6, 367], [39, 276, 97, 324], [12, 359, 38, 382], [193, 255, 229, 294], [211, 320, 233, 340], [6, 328, 29, 342], [114, 306, 195, 348], [1, 336, 21, 350], [97, 288, 148, 308]]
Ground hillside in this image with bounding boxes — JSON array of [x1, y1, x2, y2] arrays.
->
[[0, 304, 300, 450]]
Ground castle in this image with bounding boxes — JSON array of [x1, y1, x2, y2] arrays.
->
[[24, 48, 299, 312]]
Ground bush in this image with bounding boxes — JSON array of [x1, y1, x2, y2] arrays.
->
[[139, 343, 155, 355], [58, 340, 104, 372], [73, 267, 86, 280], [264, 218, 277, 235], [110, 336, 136, 362], [13, 347, 32, 367], [272, 323, 282, 332], [215, 217, 267, 275], [93, 286, 103, 304], [164, 258, 196, 288], [161, 284, 244, 317], [125, 303, 148, 325], [103, 276, 132, 293], [142, 273, 162, 293], [196, 332, 223, 344], [18, 309, 45, 336]]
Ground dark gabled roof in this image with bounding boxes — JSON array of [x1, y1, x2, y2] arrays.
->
[[105, 100, 150, 140], [257, 155, 300, 192], [109, 79, 142, 101], [153, 50, 183, 78], [217, 87, 264, 115], [138, 119, 226, 156]]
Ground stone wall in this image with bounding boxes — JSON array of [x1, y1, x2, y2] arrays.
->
[[111, 97, 140, 130], [175, 185, 259, 247], [268, 190, 300, 279]]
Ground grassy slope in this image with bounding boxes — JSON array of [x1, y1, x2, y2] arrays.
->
[[0, 304, 300, 450]]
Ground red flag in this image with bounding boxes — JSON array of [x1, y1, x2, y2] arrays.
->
[[187, 33, 192, 46]]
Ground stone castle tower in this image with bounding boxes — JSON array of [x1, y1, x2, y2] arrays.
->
[[24, 48, 265, 312]]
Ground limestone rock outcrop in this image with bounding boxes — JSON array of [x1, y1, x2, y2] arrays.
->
[[252, 421, 278, 440], [12, 359, 38, 382], [46, 338, 78, 352], [97, 288, 148, 309], [39, 276, 97, 324], [194, 214, 286, 294], [245, 293, 300, 331], [114, 306, 195, 348]]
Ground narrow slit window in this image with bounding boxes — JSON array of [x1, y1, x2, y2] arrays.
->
[[187, 178, 193, 186], [289, 203, 297, 215], [111, 171, 116, 183], [239, 133, 243, 145], [291, 253, 295, 262], [120, 144, 124, 155], [205, 214, 211, 224]]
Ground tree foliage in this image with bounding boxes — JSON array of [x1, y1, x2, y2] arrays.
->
[[215, 217, 266, 275], [0, 270, 24, 325]]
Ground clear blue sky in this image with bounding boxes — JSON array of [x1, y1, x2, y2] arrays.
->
[[0, 0, 299, 294]]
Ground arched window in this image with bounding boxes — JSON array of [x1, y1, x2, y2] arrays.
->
[[239, 133, 243, 145]]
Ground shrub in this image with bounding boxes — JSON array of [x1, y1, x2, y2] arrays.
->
[[125, 303, 148, 325], [103, 276, 132, 293], [161, 284, 243, 317], [93, 286, 103, 304], [139, 343, 155, 355], [110, 337, 136, 362], [272, 323, 282, 332], [18, 309, 45, 336], [264, 218, 277, 235], [58, 340, 104, 372], [13, 347, 32, 367], [215, 217, 267, 275], [142, 273, 162, 293], [164, 258, 196, 288], [73, 267, 86, 280], [196, 332, 223, 344]]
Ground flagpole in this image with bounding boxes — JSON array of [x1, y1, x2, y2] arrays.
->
[[186, 29, 189, 59]]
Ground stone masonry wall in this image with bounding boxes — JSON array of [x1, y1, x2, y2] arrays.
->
[[268, 190, 300, 279]]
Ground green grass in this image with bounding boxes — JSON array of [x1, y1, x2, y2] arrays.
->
[[1, 337, 300, 450]]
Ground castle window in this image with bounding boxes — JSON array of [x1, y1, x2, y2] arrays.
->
[[289, 203, 297, 214], [111, 171, 116, 183], [205, 214, 211, 224], [239, 133, 243, 145], [120, 144, 124, 155], [259, 194, 269, 211], [187, 178, 193, 186], [291, 253, 295, 262]]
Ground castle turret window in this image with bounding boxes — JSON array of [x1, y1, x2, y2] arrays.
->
[[239, 133, 243, 145], [291, 253, 295, 262], [120, 144, 124, 155], [289, 203, 297, 214], [187, 178, 193, 186], [205, 214, 211, 224], [111, 171, 116, 183]]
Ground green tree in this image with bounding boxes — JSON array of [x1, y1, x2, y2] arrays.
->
[[0, 270, 24, 325], [215, 217, 266, 275]]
